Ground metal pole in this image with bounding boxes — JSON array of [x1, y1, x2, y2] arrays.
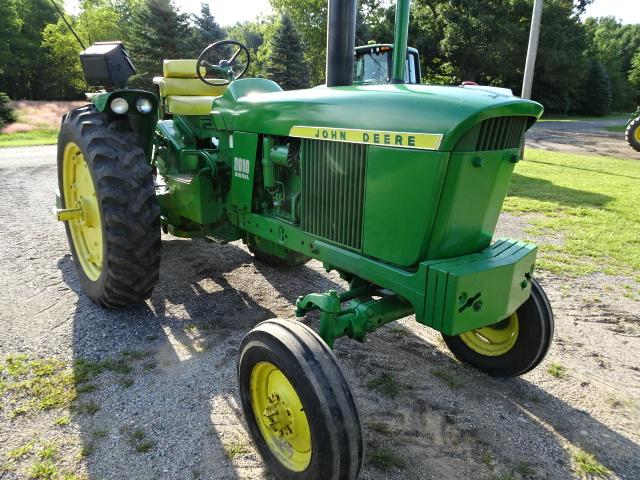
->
[[391, 0, 411, 83], [522, 0, 543, 99]]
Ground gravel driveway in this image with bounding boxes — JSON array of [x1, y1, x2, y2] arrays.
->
[[526, 117, 640, 159], [0, 146, 638, 480]]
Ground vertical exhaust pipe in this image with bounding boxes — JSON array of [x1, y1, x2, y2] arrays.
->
[[391, 0, 411, 83], [325, 0, 357, 87]]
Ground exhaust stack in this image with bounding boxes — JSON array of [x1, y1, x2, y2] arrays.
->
[[325, 0, 357, 87], [391, 0, 411, 83]]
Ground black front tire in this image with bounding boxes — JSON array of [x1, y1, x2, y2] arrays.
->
[[238, 319, 363, 480], [57, 105, 161, 307], [442, 279, 554, 378], [625, 116, 640, 152]]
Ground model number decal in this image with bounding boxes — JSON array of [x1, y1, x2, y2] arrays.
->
[[288, 126, 443, 150], [234, 157, 250, 180]]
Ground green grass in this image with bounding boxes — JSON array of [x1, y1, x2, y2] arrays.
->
[[367, 443, 405, 470], [547, 362, 568, 379], [222, 440, 249, 459], [430, 368, 464, 388], [603, 125, 626, 133], [121, 426, 155, 453], [0, 129, 58, 148], [365, 373, 403, 398], [504, 150, 640, 278], [573, 450, 612, 479], [539, 113, 628, 122]]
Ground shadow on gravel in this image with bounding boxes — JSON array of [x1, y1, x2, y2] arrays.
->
[[56, 237, 639, 479], [509, 173, 613, 208], [57, 237, 347, 480], [352, 321, 640, 479]]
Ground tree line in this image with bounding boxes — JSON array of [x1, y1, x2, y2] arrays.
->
[[1, 0, 639, 115]]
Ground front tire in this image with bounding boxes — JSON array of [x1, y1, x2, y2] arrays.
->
[[626, 115, 640, 152], [238, 319, 363, 480], [57, 105, 161, 307], [442, 279, 554, 378]]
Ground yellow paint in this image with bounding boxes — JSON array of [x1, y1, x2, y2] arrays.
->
[[289, 125, 442, 150], [250, 361, 312, 472], [62, 142, 103, 281], [634, 124, 640, 143], [459, 313, 519, 356]]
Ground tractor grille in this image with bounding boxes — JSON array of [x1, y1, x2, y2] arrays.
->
[[301, 140, 366, 250], [475, 116, 529, 150]]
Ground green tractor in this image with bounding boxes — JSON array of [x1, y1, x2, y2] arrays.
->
[[55, 0, 553, 477], [626, 107, 640, 152]]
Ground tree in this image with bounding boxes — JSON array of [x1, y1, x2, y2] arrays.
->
[[264, 15, 310, 90], [584, 17, 640, 110], [581, 60, 612, 116], [191, 2, 225, 57], [629, 49, 640, 103], [0, 0, 21, 77], [270, 0, 327, 84], [0, 92, 17, 128], [128, 0, 193, 88]]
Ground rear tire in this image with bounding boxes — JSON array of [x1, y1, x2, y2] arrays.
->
[[238, 319, 363, 480], [625, 115, 640, 152], [442, 279, 554, 378], [57, 105, 161, 307]]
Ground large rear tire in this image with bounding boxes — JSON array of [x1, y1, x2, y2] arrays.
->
[[625, 115, 640, 152], [442, 279, 554, 378], [238, 319, 363, 480], [57, 105, 161, 307]]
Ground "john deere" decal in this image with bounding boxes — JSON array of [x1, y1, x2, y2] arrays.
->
[[289, 126, 443, 150]]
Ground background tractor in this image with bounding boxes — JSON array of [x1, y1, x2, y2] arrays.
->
[[55, 0, 554, 478], [626, 107, 640, 151]]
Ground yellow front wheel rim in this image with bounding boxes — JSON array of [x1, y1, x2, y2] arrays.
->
[[250, 362, 312, 472], [459, 313, 519, 356], [634, 124, 640, 143], [62, 142, 103, 281]]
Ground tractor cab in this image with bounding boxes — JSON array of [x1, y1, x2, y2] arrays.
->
[[354, 44, 421, 84]]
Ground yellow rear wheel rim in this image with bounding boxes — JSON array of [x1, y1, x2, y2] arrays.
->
[[459, 313, 519, 356], [634, 124, 640, 143], [62, 142, 103, 281], [250, 361, 312, 472]]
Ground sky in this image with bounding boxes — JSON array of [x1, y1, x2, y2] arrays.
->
[[64, 0, 639, 27]]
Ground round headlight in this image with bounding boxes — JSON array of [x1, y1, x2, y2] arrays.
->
[[110, 97, 129, 115], [136, 98, 153, 114]]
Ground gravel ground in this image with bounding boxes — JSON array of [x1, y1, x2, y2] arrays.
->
[[0, 145, 638, 480], [526, 117, 640, 159]]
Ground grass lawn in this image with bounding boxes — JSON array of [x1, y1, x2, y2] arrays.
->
[[0, 129, 58, 148], [504, 149, 640, 280], [539, 113, 628, 122]]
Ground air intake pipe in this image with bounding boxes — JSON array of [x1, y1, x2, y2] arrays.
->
[[325, 0, 357, 87]]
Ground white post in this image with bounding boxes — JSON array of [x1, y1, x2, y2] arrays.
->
[[522, 0, 543, 99]]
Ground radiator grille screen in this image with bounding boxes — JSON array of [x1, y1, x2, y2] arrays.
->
[[476, 116, 529, 150], [301, 140, 366, 250]]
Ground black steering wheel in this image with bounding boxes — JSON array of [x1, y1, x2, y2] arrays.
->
[[196, 40, 251, 86]]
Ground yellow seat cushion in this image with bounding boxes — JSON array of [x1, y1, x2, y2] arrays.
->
[[163, 59, 204, 78], [166, 95, 218, 115], [153, 77, 227, 97]]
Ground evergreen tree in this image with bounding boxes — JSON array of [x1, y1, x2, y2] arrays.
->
[[581, 60, 613, 116], [128, 0, 193, 88], [265, 15, 310, 90], [0, 92, 16, 128], [192, 2, 225, 56]]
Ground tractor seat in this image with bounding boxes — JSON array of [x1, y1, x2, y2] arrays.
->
[[153, 60, 228, 116]]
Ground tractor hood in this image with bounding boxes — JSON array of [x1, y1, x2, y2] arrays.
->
[[211, 79, 543, 151]]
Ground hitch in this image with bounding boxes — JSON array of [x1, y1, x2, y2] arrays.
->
[[295, 283, 414, 348]]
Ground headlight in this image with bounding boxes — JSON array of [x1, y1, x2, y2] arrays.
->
[[136, 98, 153, 114], [110, 97, 129, 114]]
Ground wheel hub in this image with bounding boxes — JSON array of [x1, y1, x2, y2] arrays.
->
[[263, 393, 294, 437], [61, 142, 103, 281]]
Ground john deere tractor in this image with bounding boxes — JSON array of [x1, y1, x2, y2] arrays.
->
[[55, 0, 553, 477], [626, 107, 640, 152]]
